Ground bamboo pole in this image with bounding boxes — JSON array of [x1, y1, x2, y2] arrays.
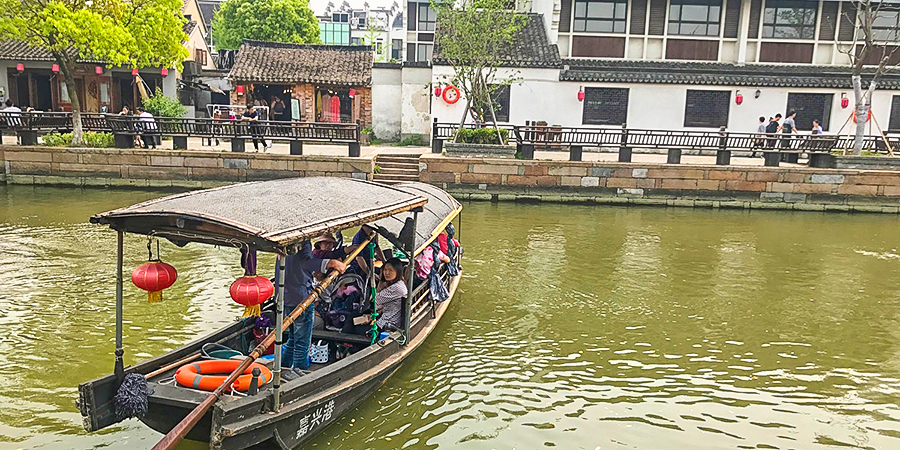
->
[[150, 234, 374, 450]]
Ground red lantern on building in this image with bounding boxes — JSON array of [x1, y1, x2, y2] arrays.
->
[[735, 90, 743, 105], [15, 63, 24, 72], [349, 88, 357, 98], [841, 93, 849, 109], [236, 85, 245, 95], [51, 64, 59, 73], [229, 276, 274, 317], [577, 87, 585, 102], [95, 66, 103, 75], [160, 68, 168, 77], [132, 68, 139, 76], [434, 85, 442, 97], [132, 261, 177, 303]]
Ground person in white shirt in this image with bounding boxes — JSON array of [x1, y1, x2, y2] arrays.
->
[[2, 99, 22, 128], [136, 107, 158, 149]]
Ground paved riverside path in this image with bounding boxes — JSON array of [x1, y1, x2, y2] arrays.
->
[[1, 134, 808, 167]]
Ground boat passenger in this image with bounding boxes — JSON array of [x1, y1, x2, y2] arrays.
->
[[374, 258, 407, 332], [312, 232, 361, 259], [414, 245, 449, 289], [349, 225, 385, 275], [279, 240, 346, 372]]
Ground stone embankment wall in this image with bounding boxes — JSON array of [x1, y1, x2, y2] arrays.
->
[[0, 146, 372, 188], [420, 155, 900, 213]]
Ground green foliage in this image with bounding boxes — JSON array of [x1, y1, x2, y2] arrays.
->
[[398, 135, 422, 146], [454, 127, 508, 145], [361, 127, 374, 134], [143, 88, 187, 118], [42, 131, 114, 147], [374, 165, 382, 174], [212, 0, 321, 49]]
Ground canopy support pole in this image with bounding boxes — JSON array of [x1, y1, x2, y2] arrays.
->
[[114, 230, 125, 383], [272, 255, 285, 411], [403, 211, 418, 345]]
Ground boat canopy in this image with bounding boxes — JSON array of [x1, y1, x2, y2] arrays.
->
[[371, 182, 462, 255], [90, 177, 428, 253]]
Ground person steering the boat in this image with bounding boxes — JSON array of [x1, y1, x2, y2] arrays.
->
[[279, 240, 346, 374], [312, 232, 362, 259]]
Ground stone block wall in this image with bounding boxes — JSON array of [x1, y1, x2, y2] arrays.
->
[[420, 155, 900, 213], [1, 146, 372, 188]]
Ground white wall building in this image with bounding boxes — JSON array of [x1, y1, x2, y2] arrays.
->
[[426, 0, 900, 135]]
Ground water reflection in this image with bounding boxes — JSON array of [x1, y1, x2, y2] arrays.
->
[[0, 188, 899, 449]]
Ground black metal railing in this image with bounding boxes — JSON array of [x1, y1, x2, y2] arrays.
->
[[0, 112, 362, 156]]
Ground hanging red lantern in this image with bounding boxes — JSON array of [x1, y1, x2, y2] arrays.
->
[[230, 276, 274, 317], [132, 68, 139, 76], [577, 87, 585, 102], [160, 68, 168, 77], [735, 90, 743, 105], [236, 85, 245, 95], [15, 63, 24, 72], [132, 261, 177, 303], [349, 88, 357, 98], [51, 64, 59, 73], [434, 85, 442, 97], [95, 66, 103, 75], [841, 93, 849, 109]]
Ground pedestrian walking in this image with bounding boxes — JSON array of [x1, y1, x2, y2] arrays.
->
[[781, 111, 797, 161], [752, 116, 766, 157], [765, 114, 782, 149], [242, 105, 264, 152], [812, 119, 823, 135]]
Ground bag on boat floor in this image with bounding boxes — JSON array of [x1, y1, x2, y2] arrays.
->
[[308, 340, 329, 364]]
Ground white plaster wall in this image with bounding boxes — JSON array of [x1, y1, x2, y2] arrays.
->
[[372, 67, 402, 140], [401, 66, 432, 138], [0, 61, 12, 103], [431, 65, 899, 135]]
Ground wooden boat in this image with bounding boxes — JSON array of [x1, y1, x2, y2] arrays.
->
[[76, 177, 462, 449]]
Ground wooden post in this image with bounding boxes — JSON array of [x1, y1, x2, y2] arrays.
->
[[618, 123, 631, 162], [272, 255, 285, 410], [173, 136, 188, 150], [403, 211, 418, 345], [231, 138, 246, 152], [114, 230, 124, 383], [667, 148, 682, 164], [716, 126, 730, 165], [431, 118, 443, 153], [569, 145, 583, 161], [290, 140, 303, 155]]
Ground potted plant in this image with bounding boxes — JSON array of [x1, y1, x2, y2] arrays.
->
[[360, 127, 373, 146]]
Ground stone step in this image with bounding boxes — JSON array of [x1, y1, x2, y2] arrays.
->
[[376, 156, 420, 165], [378, 167, 419, 175], [376, 160, 419, 168], [373, 173, 420, 182]]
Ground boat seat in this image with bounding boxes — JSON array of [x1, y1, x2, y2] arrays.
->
[[311, 329, 372, 346]]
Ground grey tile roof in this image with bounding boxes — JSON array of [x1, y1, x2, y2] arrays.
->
[[433, 13, 561, 68], [198, 0, 222, 33], [560, 59, 900, 89], [0, 40, 102, 63], [228, 40, 373, 85], [183, 20, 198, 36]]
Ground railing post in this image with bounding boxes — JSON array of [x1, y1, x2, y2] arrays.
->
[[667, 148, 682, 164], [716, 126, 730, 165], [431, 118, 443, 153], [618, 123, 631, 162], [290, 140, 303, 155], [231, 138, 246, 152], [349, 120, 361, 157], [569, 145, 582, 162], [173, 135, 188, 150]]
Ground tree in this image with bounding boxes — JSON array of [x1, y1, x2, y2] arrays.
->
[[211, 0, 321, 50], [0, 0, 189, 145], [432, 0, 527, 143], [837, 0, 900, 155]]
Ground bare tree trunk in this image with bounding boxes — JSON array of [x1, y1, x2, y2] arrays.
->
[[479, 73, 503, 144], [455, 96, 472, 143], [852, 75, 866, 156], [56, 57, 83, 146]]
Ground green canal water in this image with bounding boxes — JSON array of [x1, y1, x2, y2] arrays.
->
[[1, 185, 900, 450]]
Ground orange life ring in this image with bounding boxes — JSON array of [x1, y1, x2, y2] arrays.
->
[[442, 85, 461, 104], [175, 359, 272, 392], [852, 109, 872, 123]]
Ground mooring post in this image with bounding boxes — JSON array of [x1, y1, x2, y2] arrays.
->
[[618, 123, 632, 162], [716, 126, 730, 165], [431, 118, 443, 153], [272, 255, 285, 410]]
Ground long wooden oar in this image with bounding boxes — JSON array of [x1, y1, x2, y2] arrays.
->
[[151, 234, 374, 450]]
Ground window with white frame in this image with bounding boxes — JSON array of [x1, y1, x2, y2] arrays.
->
[[668, 0, 722, 36], [762, 0, 818, 39], [573, 0, 627, 33]]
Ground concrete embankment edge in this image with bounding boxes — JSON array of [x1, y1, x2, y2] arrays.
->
[[419, 155, 900, 214]]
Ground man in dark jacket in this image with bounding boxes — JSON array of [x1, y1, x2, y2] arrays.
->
[[765, 114, 782, 149]]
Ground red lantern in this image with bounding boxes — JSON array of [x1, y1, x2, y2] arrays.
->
[[132, 262, 177, 303], [349, 88, 357, 97], [577, 88, 585, 102], [51, 64, 59, 73], [15, 63, 24, 72], [735, 91, 743, 105], [95, 66, 103, 75], [132, 68, 139, 76], [236, 85, 245, 95], [161, 68, 168, 77], [229, 276, 274, 317], [434, 86, 442, 97], [841, 93, 849, 109]]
